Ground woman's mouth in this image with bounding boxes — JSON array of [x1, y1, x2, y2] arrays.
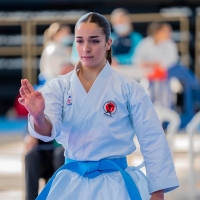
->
[[81, 56, 94, 59]]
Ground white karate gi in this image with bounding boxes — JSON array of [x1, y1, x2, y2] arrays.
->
[[28, 61, 179, 200]]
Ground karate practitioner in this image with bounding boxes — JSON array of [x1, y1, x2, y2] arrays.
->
[[19, 12, 179, 200]]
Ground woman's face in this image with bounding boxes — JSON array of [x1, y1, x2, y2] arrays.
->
[[75, 22, 112, 68], [111, 13, 132, 36]]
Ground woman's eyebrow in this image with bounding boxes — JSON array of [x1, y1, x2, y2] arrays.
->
[[89, 36, 99, 38], [76, 36, 100, 38]]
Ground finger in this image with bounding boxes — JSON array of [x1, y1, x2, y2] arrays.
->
[[18, 97, 25, 106], [24, 79, 34, 93], [21, 79, 34, 94], [19, 86, 27, 99], [21, 79, 34, 93], [21, 79, 31, 95]]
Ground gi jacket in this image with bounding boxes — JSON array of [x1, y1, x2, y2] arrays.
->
[[29, 61, 179, 196]]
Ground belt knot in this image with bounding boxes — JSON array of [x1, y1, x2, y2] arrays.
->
[[78, 161, 100, 178]]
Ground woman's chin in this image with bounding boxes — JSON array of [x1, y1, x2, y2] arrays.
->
[[81, 60, 95, 67]]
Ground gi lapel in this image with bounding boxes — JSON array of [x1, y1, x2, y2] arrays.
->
[[67, 61, 112, 158]]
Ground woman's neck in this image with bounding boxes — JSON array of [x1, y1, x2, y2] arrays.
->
[[77, 60, 107, 93]]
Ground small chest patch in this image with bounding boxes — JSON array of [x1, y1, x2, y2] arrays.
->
[[67, 96, 72, 106], [103, 101, 117, 117]]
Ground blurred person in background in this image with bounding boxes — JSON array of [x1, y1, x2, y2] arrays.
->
[[110, 8, 143, 65], [39, 22, 74, 84], [24, 22, 74, 200], [24, 133, 64, 200], [132, 22, 179, 108]]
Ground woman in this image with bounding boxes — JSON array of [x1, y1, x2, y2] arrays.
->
[[19, 12, 179, 200]]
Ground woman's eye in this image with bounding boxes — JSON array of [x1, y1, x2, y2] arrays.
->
[[76, 40, 83, 43], [91, 40, 99, 43]]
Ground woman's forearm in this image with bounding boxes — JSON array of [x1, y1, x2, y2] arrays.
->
[[33, 114, 52, 137]]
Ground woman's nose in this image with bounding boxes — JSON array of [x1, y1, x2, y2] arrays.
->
[[83, 43, 91, 53]]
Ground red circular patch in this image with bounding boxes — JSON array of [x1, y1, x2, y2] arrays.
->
[[103, 101, 117, 117], [105, 102, 115, 113]]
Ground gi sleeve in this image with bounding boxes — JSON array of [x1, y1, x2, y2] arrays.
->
[[129, 92, 179, 194], [28, 78, 65, 142]]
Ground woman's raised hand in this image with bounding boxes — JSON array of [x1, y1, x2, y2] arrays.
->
[[19, 79, 52, 136], [18, 79, 45, 119]]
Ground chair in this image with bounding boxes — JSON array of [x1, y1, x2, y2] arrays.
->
[[186, 111, 200, 200]]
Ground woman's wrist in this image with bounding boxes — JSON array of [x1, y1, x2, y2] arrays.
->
[[33, 113, 46, 126], [151, 190, 164, 200], [33, 114, 52, 136]]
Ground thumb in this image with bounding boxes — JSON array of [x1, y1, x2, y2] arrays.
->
[[18, 97, 25, 106]]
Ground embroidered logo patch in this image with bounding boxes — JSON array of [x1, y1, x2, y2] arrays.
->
[[67, 96, 72, 106], [103, 101, 117, 117]]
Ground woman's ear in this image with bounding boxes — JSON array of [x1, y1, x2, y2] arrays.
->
[[106, 38, 112, 50]]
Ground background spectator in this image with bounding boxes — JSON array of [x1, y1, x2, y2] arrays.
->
[[132, 22, 178, 71], [39, 22, 74, 83], [133, 22, 179, 108], [110, 8, 143, 65]]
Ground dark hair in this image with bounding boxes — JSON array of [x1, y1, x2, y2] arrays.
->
[[147, 22, 170, 36], [75, 12, 112, 64]]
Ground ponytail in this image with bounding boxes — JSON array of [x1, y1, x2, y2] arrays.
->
[[107, 47, 112, 65]]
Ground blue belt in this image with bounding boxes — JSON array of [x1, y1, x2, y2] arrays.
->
[[36, 157, 142, 200]]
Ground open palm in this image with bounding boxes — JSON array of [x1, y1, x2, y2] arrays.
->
[[18, 79, 45, 118]]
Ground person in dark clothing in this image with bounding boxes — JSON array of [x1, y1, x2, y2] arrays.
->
[[110, 8, 142, 65], [24, 135, 64, 200]]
